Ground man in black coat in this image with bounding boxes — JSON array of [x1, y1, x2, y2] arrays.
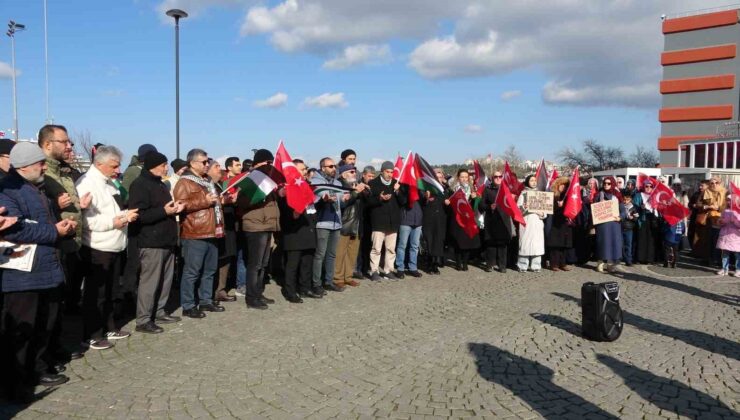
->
[[127, 152, 184, 334], [365, 161, 402, 281]]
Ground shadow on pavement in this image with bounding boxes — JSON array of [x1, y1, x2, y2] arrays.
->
[[548, 293, 740, 361], [596, 354, 739, 418], [467, 343, 618, 419], [614, 270, 738, 307]]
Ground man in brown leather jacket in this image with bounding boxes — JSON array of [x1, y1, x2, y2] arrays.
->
[[173, 149, 227, 318]]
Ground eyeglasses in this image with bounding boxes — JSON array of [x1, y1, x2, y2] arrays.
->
[[493, 175, 502, 179], [195, 160, 209, 165], [51, 139, 74, 147], [603, 182, 612, 186], [346, 170, 356, 174]]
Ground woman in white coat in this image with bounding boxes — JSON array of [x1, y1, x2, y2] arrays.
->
[[516, 175, 546, 272]]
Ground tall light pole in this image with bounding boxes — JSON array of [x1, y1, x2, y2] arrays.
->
[[166, 9, 187, 158], [44, 0, 51, 123], [6, 21, 25, 141]]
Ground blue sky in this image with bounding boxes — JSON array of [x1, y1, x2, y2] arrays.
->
[[0, 0, 698, 167]]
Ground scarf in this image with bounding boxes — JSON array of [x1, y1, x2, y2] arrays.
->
[[181, 172, 224, 234], [380, 176, 392, 186]]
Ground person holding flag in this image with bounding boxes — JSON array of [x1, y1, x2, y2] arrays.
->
[[515, 175, 546, 272], [593, 177, 625, 273], [421, 168, 450, 274], [478, 170, 515, 273], [547, 176, 574, 271], [448, 169, 481, 271]]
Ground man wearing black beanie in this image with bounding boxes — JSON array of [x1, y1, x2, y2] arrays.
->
[[128, 151, 184, 333], [340, 149, 356, 167]]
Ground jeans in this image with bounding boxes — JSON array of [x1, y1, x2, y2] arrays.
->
[[622, 230, 633, 264], [180, 239, 218, 310], [236, 246, 246, 289], [313, 229, 340, 287], [396, 225, 422, 272], [721, 250, 740, 271]]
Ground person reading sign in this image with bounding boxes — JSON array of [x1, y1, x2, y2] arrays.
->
[[526, 191, 554, 215], [591, 200, 620, 225]]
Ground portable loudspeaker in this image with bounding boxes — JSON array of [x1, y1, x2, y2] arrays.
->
[[581, 281, 623, 342]]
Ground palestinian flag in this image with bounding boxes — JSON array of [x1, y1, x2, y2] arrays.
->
[[415, 153, 445, 195], [312, 183, 354, 197], [229, 166, 279, 205]]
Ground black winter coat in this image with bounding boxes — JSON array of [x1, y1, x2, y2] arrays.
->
[[279, 198, 317, 251], [128, 170, 179, 249], [546, 191, 573, 248], [366, 177, 401, 233]]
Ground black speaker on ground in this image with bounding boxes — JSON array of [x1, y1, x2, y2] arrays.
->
[[581, 281, 623, 342]]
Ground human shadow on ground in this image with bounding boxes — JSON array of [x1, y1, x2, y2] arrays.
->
[[467, 343, 618, 419], [547, 293, 740, 361], [613, 270, 738, 307], [597, 354, 739, 418]]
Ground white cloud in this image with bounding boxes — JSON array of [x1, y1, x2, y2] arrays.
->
[[302, 92, 348, 109], [0, 62, 20, 79], [500, 90, 521, 101], [323, 44, 391, 70], [464, 124, 483, 133], [253, 92, 288, 108]]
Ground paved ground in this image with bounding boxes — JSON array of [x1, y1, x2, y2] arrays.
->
[[2, 260, 739, 419]]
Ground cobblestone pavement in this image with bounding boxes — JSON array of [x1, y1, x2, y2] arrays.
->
[[2, 260, 739, 419]]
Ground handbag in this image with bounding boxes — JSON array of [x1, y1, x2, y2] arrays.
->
[[695, 212, 708, 226]]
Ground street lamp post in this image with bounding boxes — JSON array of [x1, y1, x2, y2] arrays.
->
[[6, 20, 25, 141], [166, 9, 188, 159]]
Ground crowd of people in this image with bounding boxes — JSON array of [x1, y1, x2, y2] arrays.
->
[[0, 124, 733, 403]]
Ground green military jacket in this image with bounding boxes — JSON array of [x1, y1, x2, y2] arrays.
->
[[44, 157, 83, 252]]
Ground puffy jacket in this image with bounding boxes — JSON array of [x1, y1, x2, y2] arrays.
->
[[173, 171, 218, 240], [128, 169, 179, 248], [366, 176, 401, 233], [43, 157, 83, 252], [237, 192, 280, 233], [0, 170, 64, 292], [310, 171, 343, 230], [76, 165, 128, 252]]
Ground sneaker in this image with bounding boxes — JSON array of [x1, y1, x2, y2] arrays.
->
[[380, 272, 391, 280], [105, 330, 131, 340], [385, 272, 400, 280], [717, 269, 727, 276], [352, 272, 364, 280], [734, 271, 740, 278], [234, 286, 246, 297], [406, 270, 422, 278], [370, 272, 382, 281], [86, 339, 114, 350], [394, 271, 405, 279], [596, 263, 605, 273]]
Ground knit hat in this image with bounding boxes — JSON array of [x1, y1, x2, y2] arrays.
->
[[170, 158, 187, 173], [253, 149, 274, 165], [137, 143, 158, 159], [380, 161, 394, 171], [340, 149, 356, 160], [338, 164, 356, 174], [10, 142, 47, 168], [0, 139, 16, 155], [144, 151, 168, 170]]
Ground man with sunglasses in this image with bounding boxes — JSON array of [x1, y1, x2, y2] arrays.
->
[[310, 157, 347, 293], [333, 163, 369, 287]]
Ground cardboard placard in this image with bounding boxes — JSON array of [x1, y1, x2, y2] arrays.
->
[[591, 200, 619, 225], [525, 191, 554, 215]]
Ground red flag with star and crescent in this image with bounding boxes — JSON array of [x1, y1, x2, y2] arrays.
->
[[450, 188, 479, 238], [503, 161, 522, 196], [730, 182, 740, 212], [563, 166, 582, 220], [274, 141, 315, 213], [648, 181, 689, 226], [398, 151, 420, 208], [495, 180, 526, 226], [392, 155, 403, 181]]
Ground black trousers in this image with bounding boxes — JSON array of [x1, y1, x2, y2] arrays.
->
[[454, 247, 470, 268], [80, 247, 122, 341], [1, 287, 60, 393], [486, 245, 507, 270], [550, 248, 567, 268], [284, 249, 314, 297], [664, 243, 679, 266], [245, 232, 271, 300]]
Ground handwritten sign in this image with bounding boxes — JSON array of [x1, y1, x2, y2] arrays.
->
[[525, 191, 553, 215], [591, 200, 619, 225]]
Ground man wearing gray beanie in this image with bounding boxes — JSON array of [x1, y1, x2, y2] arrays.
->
[[0, 141, 79, 398]]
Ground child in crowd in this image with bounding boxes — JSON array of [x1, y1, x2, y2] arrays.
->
[[716, 206, 740, 276], [662, 217, 685, 269], [621, 192, 638, 266]]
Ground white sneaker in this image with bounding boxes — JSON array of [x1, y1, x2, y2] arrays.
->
[[105, 330, 131, 340], [734, 271, 740, 278], [596, 263, 605, 273], [717, 269, 727, 276]]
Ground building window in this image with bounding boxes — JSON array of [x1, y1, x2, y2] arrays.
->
[[718, 143, 725, 168], [682, 145, 691, 168], [695, 144, 706, 168], [728, 142, 735, 169], [708, 143, 715, 168]]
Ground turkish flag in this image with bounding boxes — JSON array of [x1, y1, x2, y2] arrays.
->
[[563, 166, 582, 220], [648, 181, 689, 226], [495, 181, 526, 226], [398, 151, 420, 208], [547, 168, 559, 191], [503, 161, 522, 196], [730, 182, 740, 212], [274, 141, 315, 213], [392, 155, 404, 181], [450, 189, 479, 238], [473, 160, 487, 196]]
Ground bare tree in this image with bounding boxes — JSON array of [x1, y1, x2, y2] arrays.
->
[[629, 145, 658, 168], [558, 139, 627, 174], [70, 129, 95, 172]]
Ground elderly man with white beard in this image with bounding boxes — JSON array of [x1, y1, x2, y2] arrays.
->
[[332, 164, 369, 288]]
